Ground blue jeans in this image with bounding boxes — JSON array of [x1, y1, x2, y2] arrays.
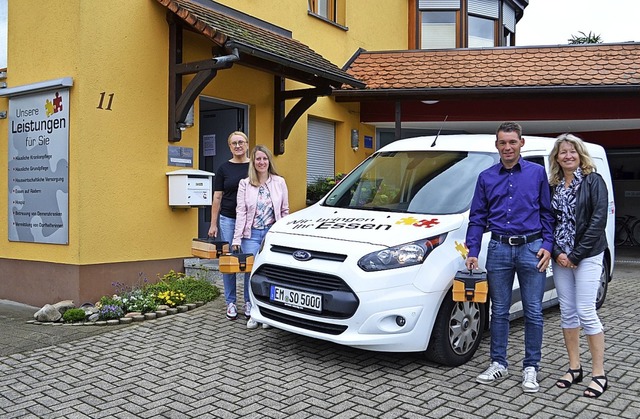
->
[[218, 215, 249, 305], [240, 227, 271, 303], [485, 238, 545, 371]]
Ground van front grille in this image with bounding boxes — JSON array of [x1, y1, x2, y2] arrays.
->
[[254, 264, 351, 292]]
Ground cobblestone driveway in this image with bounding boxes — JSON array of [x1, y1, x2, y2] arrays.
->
[[1, 261, 638, 418]]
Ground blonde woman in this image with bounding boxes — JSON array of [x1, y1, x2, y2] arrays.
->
[[549, 133, 609, 398], [208, 131, 250, 321], [232, 145, 289, 329]]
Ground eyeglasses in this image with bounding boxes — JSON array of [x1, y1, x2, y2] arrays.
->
[[230, 140, 246, 147]]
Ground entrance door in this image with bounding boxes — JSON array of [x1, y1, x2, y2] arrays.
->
[[198, 97, 248, 238]]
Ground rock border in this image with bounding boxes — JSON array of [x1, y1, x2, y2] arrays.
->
[[27, 301, 206, 327]]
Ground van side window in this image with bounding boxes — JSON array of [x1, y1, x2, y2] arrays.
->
[[525, 156, 545, 167]]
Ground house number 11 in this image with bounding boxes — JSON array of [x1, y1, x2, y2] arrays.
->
[[97, 92, 115, 110]]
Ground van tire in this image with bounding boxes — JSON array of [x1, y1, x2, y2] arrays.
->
[[596, 257, 610, 310], [425, 289, 487, 367]]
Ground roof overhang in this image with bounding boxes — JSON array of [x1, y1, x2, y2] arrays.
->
[[159, 0, 363, 90], [157, 0, 364, 150], [334, 85, 640, 102]]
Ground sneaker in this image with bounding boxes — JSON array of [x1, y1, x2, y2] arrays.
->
[[522, 367, 540, 393], [261, 323, 271, 329], [226, 303, 237, 320], [244, 301, 252, 318], [247, 318, 259, 329], [477, 362, 508, 384]]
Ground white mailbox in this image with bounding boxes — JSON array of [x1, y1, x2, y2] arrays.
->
[[166, 169, 215, 207]]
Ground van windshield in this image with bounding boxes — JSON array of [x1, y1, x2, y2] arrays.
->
[[323, 151, 497, 214]]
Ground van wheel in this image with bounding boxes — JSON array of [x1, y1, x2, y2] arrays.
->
[[425, 289, 487, 367], [596, 257, 610, 310]]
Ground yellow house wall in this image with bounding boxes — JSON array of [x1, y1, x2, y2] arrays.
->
[[212, 0, 407, 188], [2, 0, 82, 263], [2, 0, 180, 265], [1, 0, 405, 273]]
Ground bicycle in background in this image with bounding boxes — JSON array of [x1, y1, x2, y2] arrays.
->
[[615, 215, 640, 246]]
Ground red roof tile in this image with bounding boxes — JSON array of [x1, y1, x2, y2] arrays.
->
[[343, 44, 640, 90]]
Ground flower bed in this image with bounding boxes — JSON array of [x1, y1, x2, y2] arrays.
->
[[30, 270, 219, 326]]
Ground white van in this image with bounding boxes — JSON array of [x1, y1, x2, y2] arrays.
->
[[248, 134, 615, 366]]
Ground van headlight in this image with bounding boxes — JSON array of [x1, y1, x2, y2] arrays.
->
[[357, 234, 447, 272]]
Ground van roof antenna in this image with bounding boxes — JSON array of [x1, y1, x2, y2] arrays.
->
[[431, 115, 448, 147]]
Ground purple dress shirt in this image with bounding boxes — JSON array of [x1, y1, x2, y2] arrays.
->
[[466, 157, 554, 258]]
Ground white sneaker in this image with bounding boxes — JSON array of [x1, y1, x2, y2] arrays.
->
[[226, 303, 237, 320], [247, 318, 259, 329], [244, 301, 252, 318], [477, 362, 508, 384], [522, 367, 539, 393]]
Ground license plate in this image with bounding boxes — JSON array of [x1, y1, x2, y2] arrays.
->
[[270, 285, 322, 312]]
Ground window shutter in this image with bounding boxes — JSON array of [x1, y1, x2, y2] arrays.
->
[[307, 118, 335, 184], [422, 24, 457, 49], [468, 0, 499, 19], [418, 0, 460, 10], [502, 2, 516, 32]]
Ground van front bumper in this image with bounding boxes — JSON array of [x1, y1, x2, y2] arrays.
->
[[250, 281, 444, 352]]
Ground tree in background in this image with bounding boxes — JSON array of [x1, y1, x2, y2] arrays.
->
[[569, 31, 602, 44]]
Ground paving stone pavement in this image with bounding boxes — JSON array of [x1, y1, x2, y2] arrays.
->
[[0, 256, 639, 418]]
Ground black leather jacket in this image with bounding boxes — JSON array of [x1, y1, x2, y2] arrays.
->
[[552, 172, 609, 265]]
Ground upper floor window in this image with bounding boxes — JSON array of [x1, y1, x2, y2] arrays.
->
[[314, 0, 334, 20], [308, 0, 345, 27], [421, 11, 458, 49], [468, 15, 495, 47], [415, 0, 518, 49]]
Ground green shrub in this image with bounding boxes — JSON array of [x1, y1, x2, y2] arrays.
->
[[144, 281, 171, 296], [175, 276, 219, 303], [306, 173, 345, 203], [151, 270, 219, 304], [62, 308, 87, 323]]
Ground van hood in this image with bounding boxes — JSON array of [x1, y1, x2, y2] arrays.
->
[[272, 205, 465, 247]]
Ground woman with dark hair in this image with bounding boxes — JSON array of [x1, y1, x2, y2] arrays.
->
[[233, 145, 289, 329], [549, 133, 609, 398]]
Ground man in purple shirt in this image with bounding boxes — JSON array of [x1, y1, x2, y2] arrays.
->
[[465, 122, 554, 393]]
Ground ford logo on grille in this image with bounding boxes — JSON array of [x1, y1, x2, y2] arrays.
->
[[293, 250, 312, 261]]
